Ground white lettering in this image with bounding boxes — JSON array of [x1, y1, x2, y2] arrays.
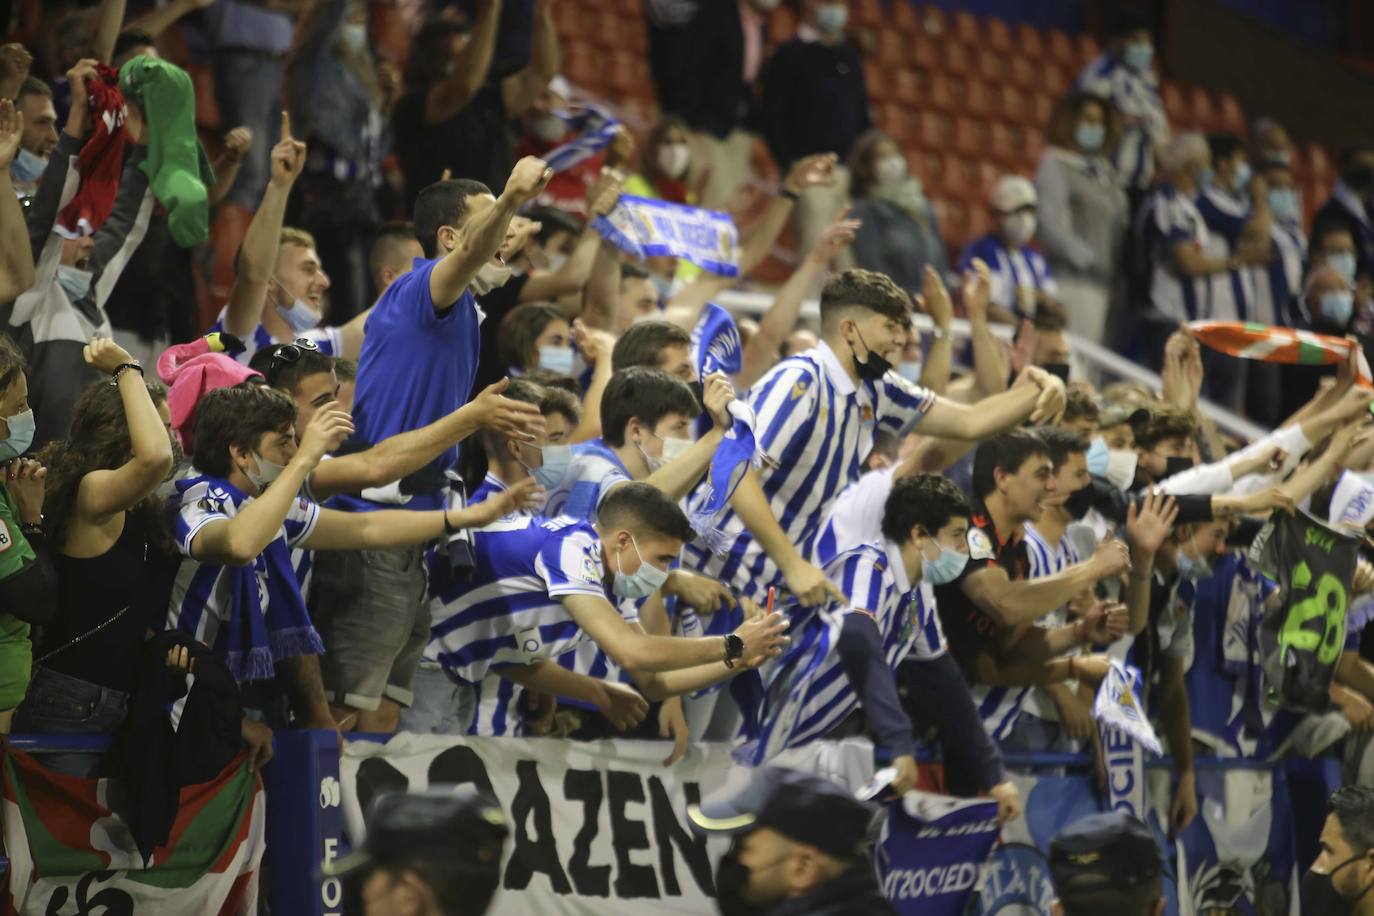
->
[[882, 863, 979, 899]]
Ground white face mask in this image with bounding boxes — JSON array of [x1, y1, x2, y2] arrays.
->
[[657, 143, 691, 180], [470, 261, 514, 296], [1001, 211, 1037, 247], [638, 430, 692, 472], [529, 114, 565, 142], [340, 22, 368, 54], [874, 154, 908, 186], [244, 451, 287, 491]]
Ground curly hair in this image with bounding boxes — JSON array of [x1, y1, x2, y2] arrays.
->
[[39, 377, 178, 555]]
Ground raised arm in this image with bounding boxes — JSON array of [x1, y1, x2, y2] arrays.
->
[[500, 0, 560, 119], [915, 263, 958, 397], [739, 209, 860, 389], [208, 127, 253, 208], [223, 113, 306, 338], [92, 0, 128, 64], [308, 378, 544, 500], [0, 101, 35, 302], [568, 322, 613, 443], [305, 480, 539, 550], [962, 540, 1129, 628], [123, 0, 213, 40], [189, 409, 351, 565], [71, 341, 174, 523], [1123, 490, 1176, 635], [916, 366, 1063, 440], [425, 0, 500, 125], [428, 156, 551, 309]]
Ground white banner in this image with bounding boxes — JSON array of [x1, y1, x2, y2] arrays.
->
[[339, 735, 878, 915]]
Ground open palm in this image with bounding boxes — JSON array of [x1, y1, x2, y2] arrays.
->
[[0, 100, 23, 169]]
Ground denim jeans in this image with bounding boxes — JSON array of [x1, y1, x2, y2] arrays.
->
[[399, 666, 474, 736], [14, 666, 129, 777], [212, 51, 287, 209]]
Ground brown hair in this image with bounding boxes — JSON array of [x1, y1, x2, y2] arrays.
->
[[1062, 388, 1100, 425], [1046, 90, 1122, 157], [191, 386, 298, 478], [847, 129, 899, 198], [1136, 406, 1196, 450], [498, 304, 566, 372], [640, 115, 691, 184], [539, 387, 581, 427], [819, 269, 912, 327], [612, 321, 692, 372], [40, 378, 177, 554]]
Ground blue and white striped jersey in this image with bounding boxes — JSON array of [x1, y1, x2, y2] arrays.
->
[[166, 473, 321, 682], [424, 515, 619, 684], [470, 471, 536, 521], [1250, 219, 1307, 326], [540, 438, 631, 521], [734, 540, 942, 766], [1195, 185, 1258, 323], [1076, 52, 1169, 190], [468, 671, 527, 737], [957, 234, 1058, 321], [989, 522, 1083, 728], [208, 308, 343, 365], [682, 342, 935, 604], [1139, 183, 1212, 323]]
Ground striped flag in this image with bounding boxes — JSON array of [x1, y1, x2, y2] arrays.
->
[[538, 106, 620, 175], [2, 747, 265, 915], [1189, 320, 1373, 385]]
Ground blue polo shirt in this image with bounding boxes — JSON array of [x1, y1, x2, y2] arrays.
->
[[347, 257, 484, 510]]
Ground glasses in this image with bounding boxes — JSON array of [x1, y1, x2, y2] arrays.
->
[[269, 337, 321, 374]]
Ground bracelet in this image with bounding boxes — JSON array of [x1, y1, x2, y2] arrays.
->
[[20, 521, 41, 536], [780, 188, 799, 202], [929, 326, 949, 340], [109, 362, 143, 386]]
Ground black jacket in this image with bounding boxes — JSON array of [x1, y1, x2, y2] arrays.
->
[[646, 0, 753, 139], [762, 863, 896, 916]]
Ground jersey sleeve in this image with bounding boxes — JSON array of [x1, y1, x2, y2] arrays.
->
[[749, 362, 820, 464], [821, 468, 896, 556], [173, 484, 230, 557], [0, 488, 35, 580], [1195, 188, 1249, 240], [394, 259, 478, 328], [831, 548, 887, 615], [873, 373, 937, 435], [282, 495, 322, 548], [535, 526, 610, 599]]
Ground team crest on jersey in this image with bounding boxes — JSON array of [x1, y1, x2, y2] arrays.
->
[[580, 549, 602, 582], [790, 380, 808, 400], [967, 528, 994, 561], [860, 405, 874, 426]]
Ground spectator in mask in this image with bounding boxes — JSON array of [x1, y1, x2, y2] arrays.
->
[[1252, 158, 1307, 330], [497, 304, 573, 377], [614, 263, 662, 334], [847, 129, 947, 296], [1304, 786, 1374, 916], [959, 176, 1060, 325], [1017, 311, 1073, 385], [1036, 90, 1128, 346], [624, 116, 700, 206], [1310, 222, 1362, 293], [644, 0, 771, 209], [12, 77, 59, 193], [757, 0, 869, 256], [513, 76, 634, 218], [688, 767, 894, 916], [1076, 12, 1168, 199], [1250, 116, 1295, 169], [1314, 142, 1374, 283], [287, 0, 398, 324]]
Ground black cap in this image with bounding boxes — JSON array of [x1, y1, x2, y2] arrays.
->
[[1099, 403, 1150, 431], [1049, 812, 1162, 899], [686, 767, 878, 861], [320, 786, 508, 880]]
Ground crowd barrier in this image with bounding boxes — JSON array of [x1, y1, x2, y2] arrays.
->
[[0, 731, 1343, 915]]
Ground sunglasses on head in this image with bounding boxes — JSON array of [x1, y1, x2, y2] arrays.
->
[[269, 337, 321, 373]]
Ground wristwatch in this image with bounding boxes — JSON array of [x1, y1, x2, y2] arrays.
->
[[723, 633, 744, 668]]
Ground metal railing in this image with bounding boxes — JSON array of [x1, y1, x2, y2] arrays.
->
[[714, 290, 1271, 442]]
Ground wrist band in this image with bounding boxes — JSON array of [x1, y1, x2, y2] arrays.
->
[[780, 188, 799, 202], [929, 326, 949, 340], [442, 508, 455, 537], [110, 362, 143, 386]]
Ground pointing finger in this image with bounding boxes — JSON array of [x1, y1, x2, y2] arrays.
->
[[280, 110, 292, 140]]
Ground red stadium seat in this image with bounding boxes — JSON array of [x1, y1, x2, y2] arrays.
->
[[1075, 33, 1101, 66], [953, 116, 988, 158], [587, 11, 626, 49], [940, 156, 972, 197], [966, 79, 994, 118], [892, 67, 924, 106], [563, 43, 598, 89], [1305, 143, 1332, 182], [608, 52, 640, 93], [1161, 81, 1187, 126], [1014, 23, 1044, 58], [974, 159, 1002, 198], [921, 6, 949, 38], [1188, 86, 1215, 131], [892, 1, 920, 35], [977, 48, 1009, 83], [915, 110, 953, 150], [852, 0, 885, 29], [1215, 93, 1245, 134], [917, 150, 946, 192], [989, 122, 1017, 165], [876, 30, 905, 65], [952, 11, 980, 45], [967, 203, 993, 242], [938, 198, 971, 250], [1024, 128, 1046, 168], [998, 85, 1028, 124], [864, 61, 889, 100], [1042, 63, 1068, 96], [553, 3, 588, 42], [912, 34, 939, 69], [1031, 91, 1054, 129], [1009, 54, 1037, 87], [986, 17, 1013, 53], [768, 6, 798, 43], [1047, 30, 1075, 65], [926, 72, 957, 113], [943, 41, 972, 76]]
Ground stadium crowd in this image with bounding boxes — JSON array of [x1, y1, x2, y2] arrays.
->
[[4, 0, 1374, 913]]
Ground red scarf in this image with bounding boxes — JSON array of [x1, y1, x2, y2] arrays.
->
[[57, 64, 127, 237]]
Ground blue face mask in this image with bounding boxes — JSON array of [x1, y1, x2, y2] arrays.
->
[[1268, 187, 1300, 222], [276, 297, 321, 334], [529, 443, 571, 489], [1231, 162, 1252, 194], [612, 534, 670, 599], [538, 345, 575, 376], [1328, 252, 1358, 286], [1196, 166, 1215, 190], [11, 148, 45, 185], [56, 265, 93, 302], [921, 538, 969, 586], [1075, 122, 1105, 153], [1321, 289, 1355, 327], [1085, 436, 1110, 476], [1177, 538, 1212, 581], [1123, 41, 1154, 72], [0, 408, 35, 461], [815, 3, 848, 34], [897, 360, 922, 384]]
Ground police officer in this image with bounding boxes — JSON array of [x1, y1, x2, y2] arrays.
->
[[1048, 811, 1165, 916]]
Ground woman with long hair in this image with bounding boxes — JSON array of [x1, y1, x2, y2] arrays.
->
[[846, 128, 949, 295], [0, 332, 57, 735], [15, 338, 176, 762]]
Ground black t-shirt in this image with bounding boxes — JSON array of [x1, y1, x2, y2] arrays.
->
[[934, 512, 1028, 674], [473, 272, 531, 393], [392, 84, 514, 212]]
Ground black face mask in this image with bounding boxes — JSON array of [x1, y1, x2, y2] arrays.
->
[[1302, 855, 1370, 915], [1064, 483, 1096, 520], [1163, 455, 1195, 479], [1042, 362, 1071, 384], [851, 327, 893, 382], [714, 849, 768, 916], [1344, 164, 1374, 194], [689, 379, 706, 409]]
